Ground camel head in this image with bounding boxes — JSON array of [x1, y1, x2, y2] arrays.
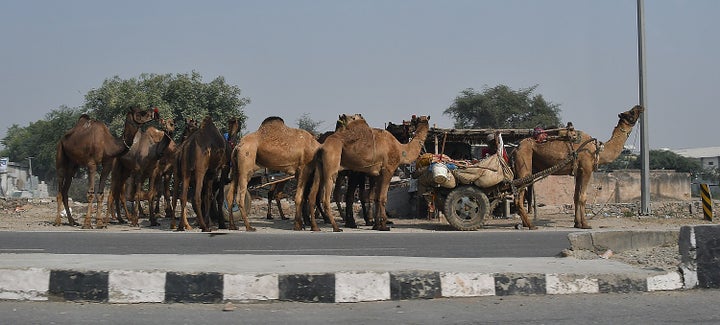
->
[[410, 115, 430, 128], [159, 117, 176, 136], [129, 106, 157, 125], [336, 113, 364, 130], [618, 105, 644, 126]]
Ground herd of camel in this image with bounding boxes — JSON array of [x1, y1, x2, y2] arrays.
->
[[54, 105, 644, 232]]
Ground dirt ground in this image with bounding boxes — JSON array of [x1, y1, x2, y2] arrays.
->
[[1, 197, 715, 271]]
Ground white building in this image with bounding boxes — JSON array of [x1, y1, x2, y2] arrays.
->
[[0, 157, 49, 198], [673, 147, 720, 170]]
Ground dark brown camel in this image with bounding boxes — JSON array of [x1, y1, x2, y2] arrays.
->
[[55, 107, 156, 228], [122, 117, 176, 226], [175, 116, 229, 232], [308, 115, 430, 231], [513, 105, 644, 229]]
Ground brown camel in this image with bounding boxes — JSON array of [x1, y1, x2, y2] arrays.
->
[[335, 119, 416, 228], [175, 116, 228, 232], [168, 118, 200, 230], [225, 114, 362, 232], [114, 117, 176, 227], [308, 115, 431, 231], [55, 107, 156, 228], [513, 105, 644, 229]]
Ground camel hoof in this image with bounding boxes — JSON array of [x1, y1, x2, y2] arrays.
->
[[333, 228, 343, 232], [266, 216, 274, 220], [82, 225, 93, 230], [575, 224, 592, 229], [201, 228, 211, 233], [247, 227, 257, 232], [529, 226, 538, 230], [376, 226, 390, 231], [293, 226, 303, 231]]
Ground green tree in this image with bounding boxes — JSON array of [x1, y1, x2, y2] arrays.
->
[[1, 106, 84, 181], [1, 72, 250, 198], [296, 113, 324, 135], [444, 84, 562, 129], [601, 149, 704, 176], [85, 71, 250, 138]]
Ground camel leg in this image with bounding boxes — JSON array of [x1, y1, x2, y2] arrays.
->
[[236, 176, 257, 232], [147, 174, 160, 227], [573, 171, 593, 229], [96, 193, 106, 228], [514, 186, 537, 230], [193, 169, 211, 232], [266, 186, 274, 220], [178, 171, 193, 231], [371, 173, 392, 231], [276, 181, 288, 220], [343, 173, 360, 228], [82, 164, 98, 229], [332, 175, 345, 223], [56, 166, 77, 226], [295, 166, 316, 231], [303, 166, 323, 231], [225, 178, 240, 231]]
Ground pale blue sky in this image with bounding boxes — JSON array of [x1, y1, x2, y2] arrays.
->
[[1, 0, 717, 150]]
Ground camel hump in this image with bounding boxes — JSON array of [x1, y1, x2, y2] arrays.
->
[[261, 116, 284, 125]]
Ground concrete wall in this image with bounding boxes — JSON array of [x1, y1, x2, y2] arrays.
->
[[533, 170, 691, 206]]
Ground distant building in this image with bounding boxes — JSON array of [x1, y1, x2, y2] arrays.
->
[[672, 147, 720, 196], [673, 147, 720, 170], [0, 157, 49, 198]]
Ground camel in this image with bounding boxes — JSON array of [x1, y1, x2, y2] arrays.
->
[[115, 117, 176, 227], [175, 116, 228, 232], [513, 105, 644, 230], [225, 114, 363, 232], [335, 119, 416, 228], [308, 115, 430, 231], [55, 107, 157, 228]]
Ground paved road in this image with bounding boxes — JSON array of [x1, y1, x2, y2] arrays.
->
[[2, 290, 718, 325], [0, 231, 573, 257]]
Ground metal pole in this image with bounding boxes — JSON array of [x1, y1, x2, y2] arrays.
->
[[637, 0, 651, 215], [27, 156, 34, 190]]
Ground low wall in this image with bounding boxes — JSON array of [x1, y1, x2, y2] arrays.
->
[[533, 170, 691, 206]]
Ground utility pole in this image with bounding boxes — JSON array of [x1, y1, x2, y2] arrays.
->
[[27, 156, 34, 190], [637, 0, 651, 215]]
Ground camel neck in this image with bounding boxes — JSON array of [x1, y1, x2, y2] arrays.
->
[[598, 122, 634, 164]]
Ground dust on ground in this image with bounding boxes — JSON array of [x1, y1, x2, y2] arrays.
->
[[1, 197, 714, 271]]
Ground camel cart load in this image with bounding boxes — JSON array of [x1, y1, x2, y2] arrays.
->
[[416, 125, 599, 231]]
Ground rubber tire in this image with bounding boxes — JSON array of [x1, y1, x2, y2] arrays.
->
[[443, 185, 490, 231]]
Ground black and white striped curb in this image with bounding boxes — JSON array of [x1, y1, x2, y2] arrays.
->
[[680, 225, 720, 289], [0, 269, 685, 303]]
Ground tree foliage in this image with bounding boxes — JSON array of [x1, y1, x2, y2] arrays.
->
[[85, 72, 249, 138], [601, 149, 704, 176], [0, 72, 250, 188], [296, 113, 324, 135], [444, 84, 562, 129]]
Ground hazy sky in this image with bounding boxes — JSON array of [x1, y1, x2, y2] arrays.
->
[[1, 0, 717, 150]]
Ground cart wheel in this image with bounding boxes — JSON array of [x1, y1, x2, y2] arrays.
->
[[443, 185, 490, 231]]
